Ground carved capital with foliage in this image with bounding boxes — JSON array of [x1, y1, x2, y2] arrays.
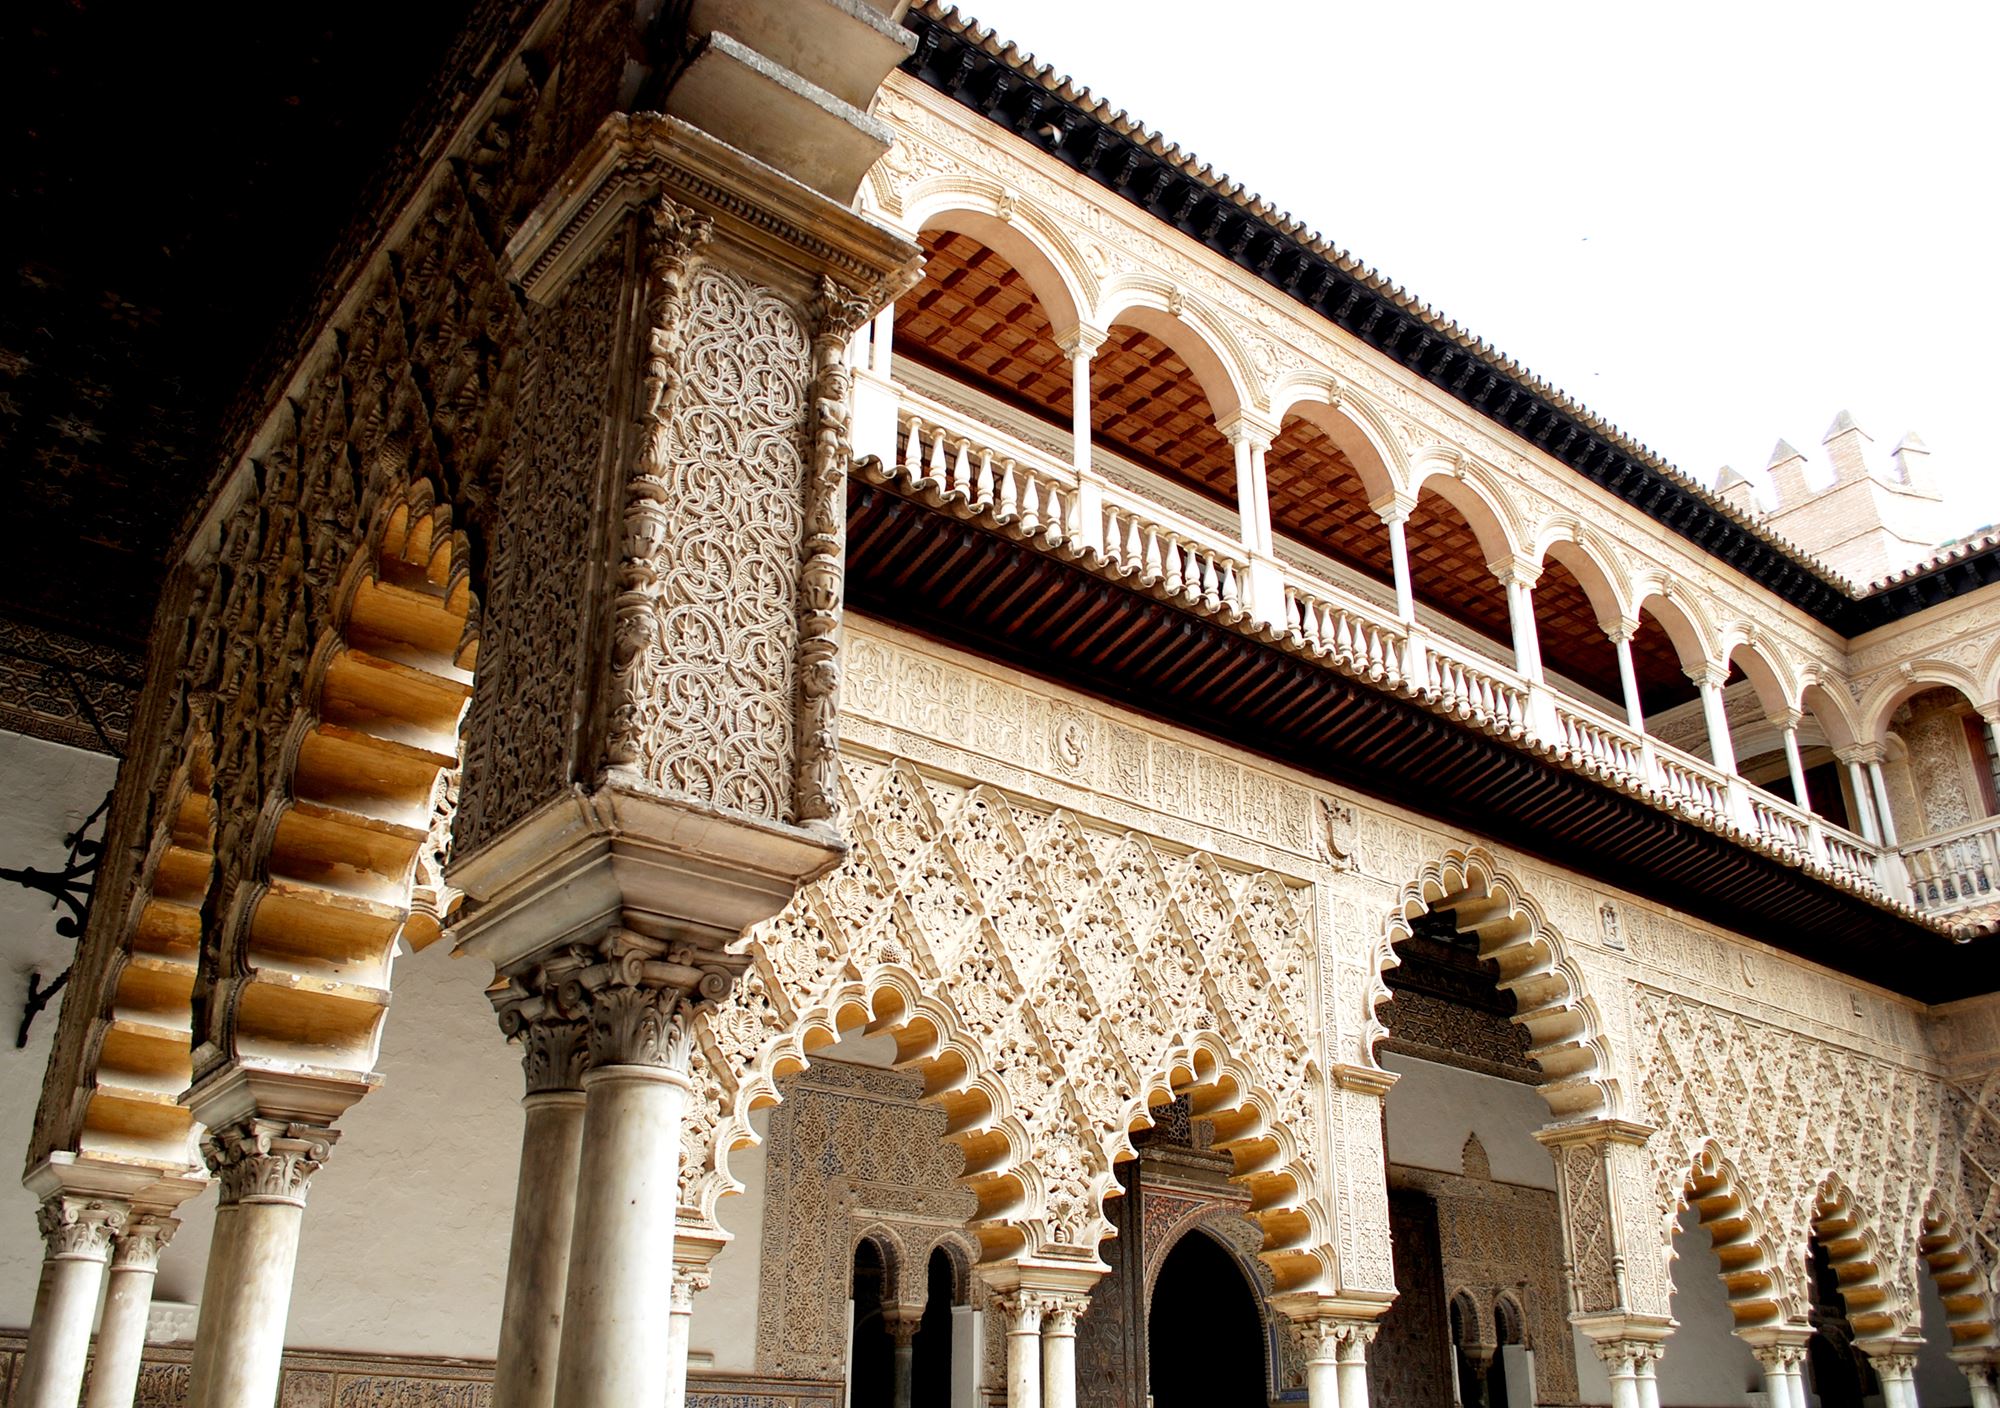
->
[[204, 1118, 338, 1209], [37, 1194, 126, 1261], [561, 924, 748, 1072], [111, 1212, 179, 1271]]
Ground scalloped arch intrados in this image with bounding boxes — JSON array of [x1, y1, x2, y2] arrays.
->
[[1672, 1142, 1798, 1329], [1812, 1173, 1908, 1343], [1370, 845, 1618, 1122], [1920, 1189, 1998, 1348]]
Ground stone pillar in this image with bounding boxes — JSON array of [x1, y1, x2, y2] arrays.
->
[[1694, 665, 1739, 775], [1040, 1294, 1089, 1408], [1501, 565, 1544, 683], [1951, 1349, 2000, 1408], [666, 1266, 713, 1408], [1867, 753, 1902, 847], [190, 1119, 335, 1408], [15, 1193, 124, 1408], [999, 1292, 1044, 1408], [1061, 329, 1106, 554], [1748, 1334, 1812, 1408], [1377, 499, 1416, 624], [1632, 1342, 1663, 1408], [493, 999, 591, 1408], [1335, 1323, 1376, 1408], [85, 1211, 178, 1408], [1226, 423, 1275, 556], [1591, 1341, 1646, 1408], [1873, 1350, 1920, 1408], [1776, 711, 1813, 810], [1608, 623, 1646, 731], [551, 932, 714, 1408], [1300, 1321, 1341, 1408], [883, 1306, 923, 1408], [1843, 751, 1883, 844]]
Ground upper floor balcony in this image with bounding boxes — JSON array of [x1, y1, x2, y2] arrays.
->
[[843, 223, 2000, 933]]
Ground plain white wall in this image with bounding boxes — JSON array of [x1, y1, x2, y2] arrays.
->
[[0, 731, 119, 1328]]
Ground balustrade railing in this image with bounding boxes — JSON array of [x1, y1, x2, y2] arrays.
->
[[870, 374, 1917, 911], [1901, 815, 2000, 916]]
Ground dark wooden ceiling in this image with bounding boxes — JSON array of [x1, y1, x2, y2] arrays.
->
[[1, 2, 478, 650]]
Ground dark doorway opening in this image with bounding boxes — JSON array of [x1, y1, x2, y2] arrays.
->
[[1147, 1230, 1267, 1408], [850, 1238, 894, 1406], [912, 1248, 956, 1406]]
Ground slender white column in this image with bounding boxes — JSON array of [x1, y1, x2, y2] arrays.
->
[[1001, 1293, 1044, 1408], [1061, 330, 1105, 553], [1302, 1323, 1341, 1408], [1845, 754, 1883, 843], [1778, 714, 1813, 810], [1225, 426, 1275, 556], [493, 1013, 590, 1408], [195, 1120, 336, 1408], [1379, 505, 1416, 623], [1609, 624, 1646, 731], [85, 1212, 178, 1408], [16, 1194, 124, 1408], [1868, 756, 1902, 847], [184, 1195, 241, 1408], [552, 1011, 694, 1408], [1335, 1324, 1375, 1408], [1953, 1352, 2000, 1408], [1593, 1341, 1643, 1408], [870, 304, 895, 376], [1040, 1295, 1086, 1408], [1694, 667, 1739, 775], [666, 1266, 711, 1408], [1633, 1345, 1662, 1408], [1502, 572, 1543, 682]]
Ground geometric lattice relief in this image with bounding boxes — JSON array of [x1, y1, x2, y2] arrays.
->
[[686, 755, 1325, 1282], [754, 1060, 978, 1379], [1633, 987, 1960, 1338]]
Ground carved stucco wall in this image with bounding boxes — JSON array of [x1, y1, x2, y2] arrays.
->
[[1886, 687, 1986, 842]]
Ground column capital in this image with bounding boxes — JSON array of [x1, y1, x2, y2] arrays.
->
[[1038, 1292, 1091, 1334], [559, 921, 750, 1072], [35, 1192, 126, 1261], [1837, 742, 1888, 765], [1978, 700, 2000, 726], [1369, 491, 1417, 526], [1768, 708, 1803, 731], [883, 1305, 927, 1346], [203, 1117, 338, 1210], [1215, 410, 1279, 452], [1053, 324, 1107, 361], [494, 955, 595, 1094], [670, 1265, 712, 1314], [1686, 662, 1731, 690], [110, 1211, 179, 1271], [1604, 617, 1641, 645], [1493, 554, 1543, 590]]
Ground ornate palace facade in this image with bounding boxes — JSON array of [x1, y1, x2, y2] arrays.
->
[[3, 4, 1999, 1408]]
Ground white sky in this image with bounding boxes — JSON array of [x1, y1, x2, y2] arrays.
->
[[957, 0, 1999, 540]]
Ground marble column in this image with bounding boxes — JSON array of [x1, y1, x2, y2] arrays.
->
[[1844, 754, 1883, 844], [1749, 1339, 1810, 1408], [1062, 330, 1105, 554], [1040, 1294, 1088, 1408], [1502, 569, 1544, 682], [665, 1266, 712, 1408], [1592, 1340, 1644, 1408], [885, 1306, 924, 1408], [1632, 1343, 1663, 1408], [85, 1212, 178, 1408], [1380, 505, 1416, 624], [191, 1119, 336, 1408], [1000, 1293, 1044, 1408], [1694, 667, 1739, 775], [1609, 623, 1646, 732], [15, 1193, 125, 1408], [1867, 755, 1902, 847], [551, 937, 703, 1408], [493, 1007, 591, 1408], [1335, 1324, 1375, 1408], [1301, 1322, 1341, 1408], [1777, 712, 1813, 811], [1952, 1350, 2000, 1408], [1875, 1352, 1920, 1408]]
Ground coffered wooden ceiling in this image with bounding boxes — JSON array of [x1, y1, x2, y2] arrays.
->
[[896, 228, 1715, 711]]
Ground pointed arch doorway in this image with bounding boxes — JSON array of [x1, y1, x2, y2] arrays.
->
[[1147, 1229, 1268, 1408]]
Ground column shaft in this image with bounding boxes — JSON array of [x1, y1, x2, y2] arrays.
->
[[16, 1197, 122, 1408], [1041, 1299, 1082, 1408], [553, 1064, 691, 1408], [1868, 758, 1902, 846], [1614, 634, 1646, 732], [203, 1197, 310, 1408], [1304, 1333, 1340, 1408], [1700, 676, 1739, 775], [85, 1215, 177, 1408], [1335, 1329, 1373, 1408], [1782, 725, 1813, 811], [1386, 517, 1415, 623], [1848, 758, 1882, 843], [494, 1088, 588, 1408], [184, 1201, 242, 1408], [665, 1267, 710, 1408], [1004, 1297, 1042, 1408]]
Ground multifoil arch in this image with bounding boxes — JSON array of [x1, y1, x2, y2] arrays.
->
[[688, 755, 1329, 1285], [1369, 844, 1618, 1123]]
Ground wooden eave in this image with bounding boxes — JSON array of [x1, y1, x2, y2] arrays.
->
[[847, 476, 1995, 1002]]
